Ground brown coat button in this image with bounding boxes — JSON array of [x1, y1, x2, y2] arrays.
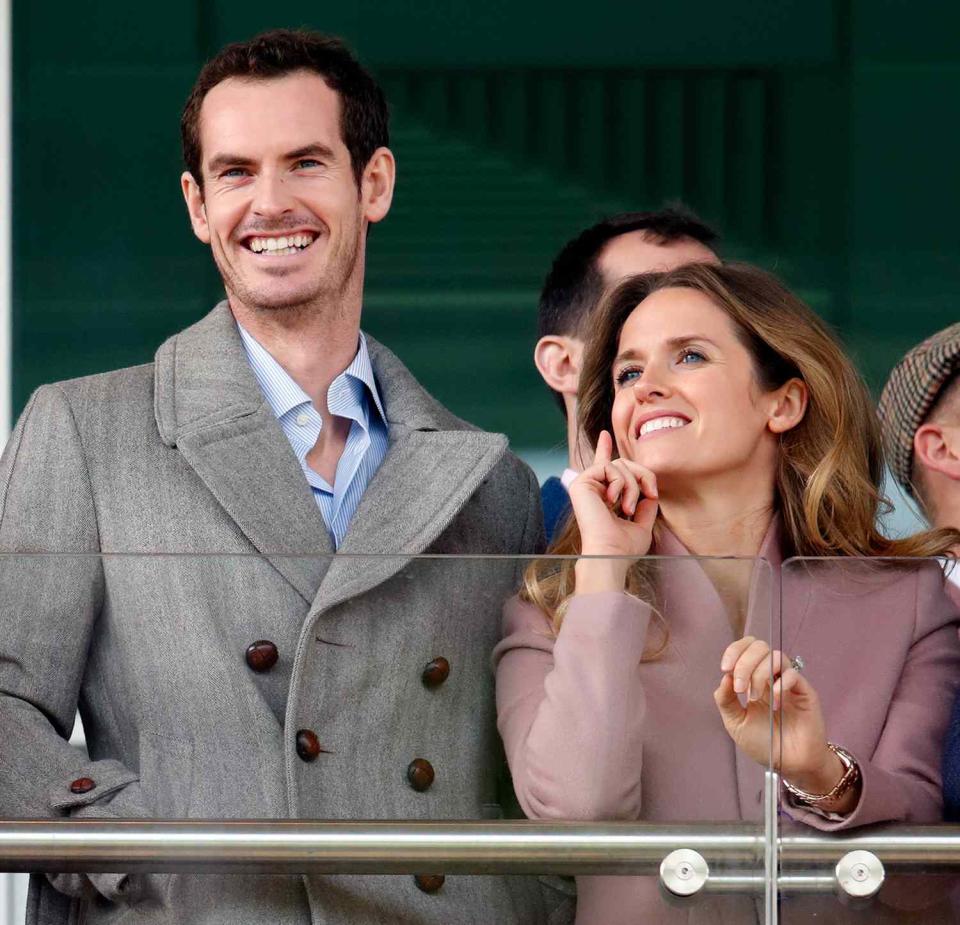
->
[[421, 657, 450, 688], [414, 873, 445, 893], [245, 640, 279, 673], [407, 758, 435, 792], [296, 729, 322, 762], [69, 777, 96, 794]]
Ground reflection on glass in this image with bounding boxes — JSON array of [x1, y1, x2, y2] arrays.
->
[[779, 556, 960, 923], [496, 554, 773, 923]]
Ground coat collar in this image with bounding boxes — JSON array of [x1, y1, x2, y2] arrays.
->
[[650, 513, 784, 643], [153, 301, 508, 606]]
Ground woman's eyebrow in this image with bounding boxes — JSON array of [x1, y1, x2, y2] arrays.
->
[[614, 335, 719, 365]]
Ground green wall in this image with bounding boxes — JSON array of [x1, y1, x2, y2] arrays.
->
[[13, 1, 960, 448]]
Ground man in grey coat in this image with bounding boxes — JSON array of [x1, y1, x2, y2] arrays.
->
[[0, 29, 566, 925]]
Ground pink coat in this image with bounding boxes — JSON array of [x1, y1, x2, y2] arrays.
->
[[494, 521, 960, 923]]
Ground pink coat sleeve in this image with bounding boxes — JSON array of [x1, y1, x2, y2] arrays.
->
[[492, 591, 652, 821], [788, 565, 960, 830]]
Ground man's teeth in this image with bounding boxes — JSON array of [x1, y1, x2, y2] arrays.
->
[[639, 416, 688, 437], [248, 234, 315, 254]]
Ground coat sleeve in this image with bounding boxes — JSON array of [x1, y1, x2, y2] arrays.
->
[[787, 563, 960, 830], [493, 591, 652, 820], [0, 385, 154, 903]]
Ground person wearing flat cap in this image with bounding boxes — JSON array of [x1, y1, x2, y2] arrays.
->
[[879, 323, 960, 823], [878, 321, 960, 576]]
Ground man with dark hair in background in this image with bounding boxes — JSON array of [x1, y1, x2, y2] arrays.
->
[[534, 208, 720, 541], [0, 29, 557, 925]]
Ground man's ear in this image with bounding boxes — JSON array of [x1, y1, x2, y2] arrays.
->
[[181, 171, 210, 244], [534, 335, 583, 397], [361, 147, 396, 225], [767, 378, 808, 435], [915, 423, 960, 481]]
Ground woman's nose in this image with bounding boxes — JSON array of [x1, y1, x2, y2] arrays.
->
[[632, 372, 670, 401]]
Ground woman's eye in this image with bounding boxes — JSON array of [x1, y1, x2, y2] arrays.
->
[[679, 349, 706, 365], [615, 367, 642, 386]]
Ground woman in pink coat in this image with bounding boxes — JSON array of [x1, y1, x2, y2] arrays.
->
[[494, 262, 960, 923]]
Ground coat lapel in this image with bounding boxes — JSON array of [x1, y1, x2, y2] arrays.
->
[[654, 517, 786, 821], [153, 302, 333, 603], [311, 338, 508, 613]]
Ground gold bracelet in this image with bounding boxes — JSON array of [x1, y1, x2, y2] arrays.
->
[[782, 743, 861, 807]]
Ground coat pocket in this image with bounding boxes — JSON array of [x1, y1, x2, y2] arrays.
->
[[137, 732, 197, 819]]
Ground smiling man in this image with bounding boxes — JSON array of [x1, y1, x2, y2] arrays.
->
[[0, 30, 553, 925]]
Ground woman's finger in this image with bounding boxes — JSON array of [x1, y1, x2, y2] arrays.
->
[[602, 464, 626, 507], [771, 667, 815, 710], [608, 460, 640, 515], [749, 649, 784, 702], [720, 636, 757, 673], [713, 673, 745, 727], [632, 496, 659, 530], [616, 458, 659, 500], [730, 639, 771, 697], [593, 430, 613, 467]]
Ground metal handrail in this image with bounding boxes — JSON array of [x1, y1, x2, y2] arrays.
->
[[2, 820, 960, 880], [0, 820, 762, 875]]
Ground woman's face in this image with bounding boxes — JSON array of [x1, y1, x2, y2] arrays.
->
[[610, 287, 788, 486]]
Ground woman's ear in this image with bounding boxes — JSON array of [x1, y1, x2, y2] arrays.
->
[[767, 378, 808, 435]]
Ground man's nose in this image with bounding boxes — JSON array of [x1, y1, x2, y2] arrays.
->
[[250, 171, 294, 218]]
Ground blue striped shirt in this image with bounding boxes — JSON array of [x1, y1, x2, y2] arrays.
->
[[238, 324, 389, 549]]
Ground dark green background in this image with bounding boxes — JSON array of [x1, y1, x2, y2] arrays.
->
[[13, 1, 960, 450]]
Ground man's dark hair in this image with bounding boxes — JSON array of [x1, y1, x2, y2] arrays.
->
[[538, 207, 719, 344], [181, 29, 389, 190]]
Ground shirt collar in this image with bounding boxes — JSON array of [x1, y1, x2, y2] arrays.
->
[[237, 323, 386, 427]]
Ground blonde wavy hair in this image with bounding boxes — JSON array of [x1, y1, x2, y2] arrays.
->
[[523, 262, 960, 632]]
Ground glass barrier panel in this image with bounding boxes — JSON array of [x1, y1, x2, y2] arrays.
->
[[779, 556, 960, 923], [0, 552, 772, 925]]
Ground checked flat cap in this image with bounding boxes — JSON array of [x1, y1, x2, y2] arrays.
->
[[878, 321, 960, 496]]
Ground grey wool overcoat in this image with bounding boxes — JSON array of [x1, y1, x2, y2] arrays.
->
[[0, 303, 571, 925]]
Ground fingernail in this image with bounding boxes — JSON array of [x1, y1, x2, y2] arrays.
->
[[720, 657, 732, 671], [733, 677, 747, 693]]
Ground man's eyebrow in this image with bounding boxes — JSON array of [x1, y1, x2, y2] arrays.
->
[[205, 143, 337, 176], [205, 153, 257, 175], [286, 143, 336, 161], [613, 335, 720, 364]]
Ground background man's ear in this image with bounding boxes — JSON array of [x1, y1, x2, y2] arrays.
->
[[767, 378, 808, 435], [534, 336, 583, 396], [915, 423, 960, 482], [181, 171, 211, 244]]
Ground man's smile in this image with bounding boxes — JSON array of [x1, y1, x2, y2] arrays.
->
[[241, 230, 319, 256]]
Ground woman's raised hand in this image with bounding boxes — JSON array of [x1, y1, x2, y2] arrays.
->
[[569, 432, 659, 597], [714, 637, 854, 809]]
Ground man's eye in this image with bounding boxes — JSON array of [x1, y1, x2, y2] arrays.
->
[[221, 168, 249, 179], [296, 159, 322, 169], [615, 367, 642, 386]]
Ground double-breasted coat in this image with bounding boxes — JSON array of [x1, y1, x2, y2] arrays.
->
[[0, 303, 568, 925]]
